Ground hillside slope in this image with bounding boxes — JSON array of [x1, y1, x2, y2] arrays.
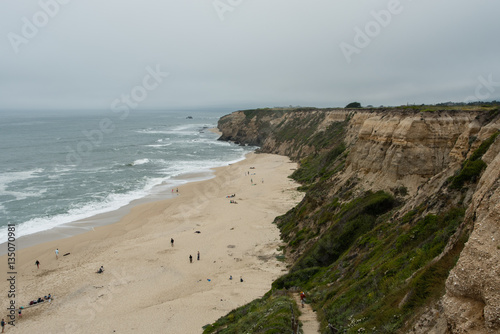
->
[[208, 106, 500, 333]]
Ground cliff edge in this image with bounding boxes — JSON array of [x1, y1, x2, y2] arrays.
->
[[210, 106, 500, 333]]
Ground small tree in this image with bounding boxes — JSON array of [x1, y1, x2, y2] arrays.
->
[[345, 102, 361, 108]]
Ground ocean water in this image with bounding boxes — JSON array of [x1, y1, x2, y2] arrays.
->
[[0, 109, 253, 244]]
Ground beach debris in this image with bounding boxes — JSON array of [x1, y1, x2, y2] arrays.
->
[[63, 252, 70, 256]]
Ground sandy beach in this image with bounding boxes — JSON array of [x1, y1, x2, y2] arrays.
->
[[0, 153, 302, 334]]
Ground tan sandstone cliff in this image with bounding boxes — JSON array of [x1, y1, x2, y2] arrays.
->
[[441, 122, 500, 334], [218, 107, 500, 333]]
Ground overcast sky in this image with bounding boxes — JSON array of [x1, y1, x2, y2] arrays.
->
[[1, 0, 499, 111]]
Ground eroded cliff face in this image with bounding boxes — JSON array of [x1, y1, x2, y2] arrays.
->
[[219, 109, 482, 196], [442, 126, 500, 334], [218, 108, 348, 160], [341, 112, 480, 196], [217, 107, 500, 333]]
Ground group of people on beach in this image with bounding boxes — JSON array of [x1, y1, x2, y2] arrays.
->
[[228, 275, 244, 282], [28, 294, 51, 306], [189, 251, 200, 263], [226, 193, 238, 204], [247, 167, 265, 186], [34, 248, 65, 269]]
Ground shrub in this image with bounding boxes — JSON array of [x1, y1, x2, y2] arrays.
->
[[292, 191, 395, 271], [345, 102, 362, 108], [469, 131, 499, 161], [272, 267, 322, 290], [449, 159, 487, 189], [203, 294, 298, 334]]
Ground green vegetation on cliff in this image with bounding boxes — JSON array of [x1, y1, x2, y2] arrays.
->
[[275, 169, 465, 332], [294, 206, 465, 333], [449, 131, 499, 189], [203, 293, 300, 334], [207, 107, 493, 333]]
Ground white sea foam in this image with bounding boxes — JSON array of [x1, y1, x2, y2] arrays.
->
[[170, 123, 207, 131], [160, 150, 251, 179], [146, 143, 173, 148], [0, 110, 254, 246], [131, 158, 150, 166], [137, 123, 208, 136], [0, 169, 44, 201], [0, 176, 166, 243], [195, 138, 232, 146]]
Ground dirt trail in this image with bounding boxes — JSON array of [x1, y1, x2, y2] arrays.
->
[[294, 293, 321, 334]]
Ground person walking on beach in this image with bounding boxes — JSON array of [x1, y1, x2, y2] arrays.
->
[[197, 251, 200, 261], [55, 248, 59, 259], [1, 318, 5, 333], [35, 260, 40, 269], [189, 255, 193, 263], [171, 238, 174, 247]]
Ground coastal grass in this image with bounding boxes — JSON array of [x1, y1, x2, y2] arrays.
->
[[290, 191, 397, 272], [271, 141, 467, 332], [289, 206, 465, 333], [202, 293, 299, 334], [290, 121, 347, 184]]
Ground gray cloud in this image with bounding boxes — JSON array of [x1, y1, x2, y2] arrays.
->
[[1, 0, 499, 111]]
